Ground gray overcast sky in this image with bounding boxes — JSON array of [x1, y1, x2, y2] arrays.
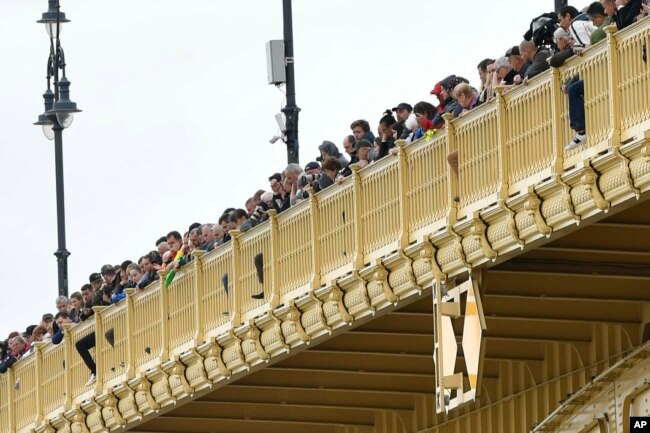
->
[[0, 0, 554, 338]]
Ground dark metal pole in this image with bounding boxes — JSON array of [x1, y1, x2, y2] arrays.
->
[[281, 0, 300, 164], [555, 0, 568, 12], [53, 123, 70, 297]]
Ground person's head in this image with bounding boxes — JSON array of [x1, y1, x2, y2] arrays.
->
[[54, 311, 71, 328], [413, 101, 436, 120], [268, 172, 283, 194], [477, 58, 494, 85], [586, 1, 606, 26], [318, 141, 341, 161], [80, 283, 94, 303], [127, 263, 143, 283], [166, 230, 182, 251], [9, 336, 26, 355], [70, 291, 84, 309], [558, 5, 580, 29], [304, 161, 321, 175], [506, 46, 525, 72], [202, 224, 215, 243], [391, 103, 413, 122], [553, 27, 573, 50], [453, 83, 475, 109], [518, 40, 538, 63], [101, 264, 117, 283], [188, 228, 201, 249], [32, 326, 47, 342], [355, 139, 373, 162], [378, 111, 397, 138], [23, 325, 37, 345], [212, 224, 225, 242], [601, 0, 616, 17], [321, 157, 343, 180], [41, 313, 54, 328], [350, 119, 370, 141], [229, 209, 249, 229], [494, 56, 513, 81], [245, 198, 254, 215], [284, 163, 303, 186], [55, 295, 68, 313], [157, 241, 170, 255], [342, 135, 357, 156], [140, 253, 153, 273]]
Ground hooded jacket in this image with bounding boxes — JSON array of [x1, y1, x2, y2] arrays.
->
[[318, 141, 350, 169]]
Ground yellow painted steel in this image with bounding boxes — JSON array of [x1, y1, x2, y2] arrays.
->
[[12, 353, 37, 433], [201, 244, 233, 336], [131, 284, 164, 371], [39, 342, 66, 418], [4, 19, 650, 432], [275, 202, 313, 300], [98, 301, 128, 387], [166, 268, 197, 355]]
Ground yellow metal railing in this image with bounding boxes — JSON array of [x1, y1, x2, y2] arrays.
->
[[4, 21, 650, 431]]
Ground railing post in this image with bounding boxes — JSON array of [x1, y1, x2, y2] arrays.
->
[[34, 341, 45, 426], [396, 140, 410, 249], [192, 250, 206, 346], [229, 230, 243, 326], [7, 367, 15, 433], [267, 210, 281, 308], [308, 189, 322, 290], [124, 288, 136, 380], [444, 113, 458, 213], [494, 86, 510, 200], [62, 324, 73, 410], [158, 269, 170, 362], [550, 66, 565, 174], [350, 164, 364, 268], [93, 306, 108, 394], [605, 24, 621, 148]]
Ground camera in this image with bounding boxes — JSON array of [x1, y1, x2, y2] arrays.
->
[[249, 202, 269, 224], [300, 173, 321, 187]]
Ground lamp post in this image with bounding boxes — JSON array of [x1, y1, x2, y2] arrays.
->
[[34, 0, 81, 298], [281, 0, 300, 164]]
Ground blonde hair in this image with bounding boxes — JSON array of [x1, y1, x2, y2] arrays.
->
[[453, 83, 473, 99]]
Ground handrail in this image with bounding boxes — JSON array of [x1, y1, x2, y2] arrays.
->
[[3, 19, 650, 433]]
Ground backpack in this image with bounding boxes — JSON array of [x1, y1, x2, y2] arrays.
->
[[524, 12, 559, 51]]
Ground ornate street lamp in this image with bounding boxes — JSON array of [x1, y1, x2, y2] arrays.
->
[[34, 0, 81, 297]]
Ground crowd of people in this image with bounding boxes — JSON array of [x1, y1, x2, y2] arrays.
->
[[2, 0, 648, 385]]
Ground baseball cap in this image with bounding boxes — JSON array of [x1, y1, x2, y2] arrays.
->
[[391, 103, 413, 112], [304, 161, 320, 171]]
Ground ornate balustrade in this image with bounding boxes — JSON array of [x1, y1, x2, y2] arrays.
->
[[2, 21, 650, 433]]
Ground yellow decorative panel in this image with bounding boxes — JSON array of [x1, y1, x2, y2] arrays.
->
[[12, 354, 37, 432], [202, 245, 233, 333], [0, 372, 8, 429], [317, 182, 356, 278], [617, 20, 650, 131], [238, 225, 272, 314], [132, 285, 163, 370], [558, 43, 611, 158], [359, 157, 401, 258], [276, 202, 313, 297], [98, 303, 128, 386], [67, 320, 97, 399], [504, 76, 555, 186], [455, 105, 500, 209], [40, 342, 66, 417], [167, 267, 197, 353], [406, 134, 449, 239]]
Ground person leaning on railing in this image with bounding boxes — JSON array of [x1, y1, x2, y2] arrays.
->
[[0, 335, 30, 374]]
